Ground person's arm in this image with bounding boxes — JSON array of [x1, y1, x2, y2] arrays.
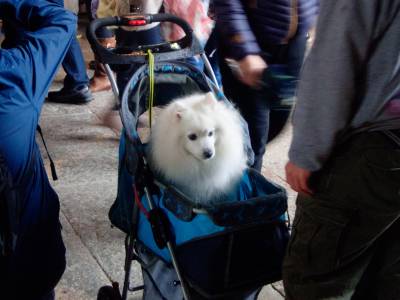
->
[[0, 0, 76, 108], [0, 0, 76, 177], [213, 0, 260, 60], [213, 0, 266, 88], [288, 0, 380, 172]]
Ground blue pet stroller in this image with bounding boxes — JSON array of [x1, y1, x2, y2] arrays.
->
[[88, 14, 290, 300]]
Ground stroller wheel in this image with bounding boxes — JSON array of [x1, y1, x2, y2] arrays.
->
[[97, 285, 122, 300]]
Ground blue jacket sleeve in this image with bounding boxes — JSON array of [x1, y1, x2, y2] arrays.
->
[[0, 0, 76, 179], [213, 0, 261, 60], [0, 0, 76, 110]]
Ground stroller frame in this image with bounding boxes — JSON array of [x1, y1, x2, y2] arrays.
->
[[89, 13, 221, 300], [122, 159, 191, 300], [89, 13, 289, 300]]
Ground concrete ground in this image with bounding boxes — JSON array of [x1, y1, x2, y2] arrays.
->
[[40, 17, 297, 300]]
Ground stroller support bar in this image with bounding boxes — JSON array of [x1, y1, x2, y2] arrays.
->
[[166, 240, 191, 300], [143, 187, 191, 300]]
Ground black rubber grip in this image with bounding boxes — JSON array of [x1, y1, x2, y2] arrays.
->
[[87, 14, 203, 64]]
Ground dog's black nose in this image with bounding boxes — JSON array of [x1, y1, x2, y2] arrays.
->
[[203, 150, 213, 159]]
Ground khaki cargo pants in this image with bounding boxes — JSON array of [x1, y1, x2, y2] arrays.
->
[[283, 130, 400, 300]]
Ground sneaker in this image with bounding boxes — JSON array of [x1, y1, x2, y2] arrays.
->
[[47, 85, 94, 104]]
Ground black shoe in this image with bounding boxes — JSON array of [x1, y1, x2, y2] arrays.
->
[[88, 60, 96, 70], [47, 85, 94, 104]]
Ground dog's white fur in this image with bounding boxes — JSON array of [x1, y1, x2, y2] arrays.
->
[[148, 92, 247, 203]]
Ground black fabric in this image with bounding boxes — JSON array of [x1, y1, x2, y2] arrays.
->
[[0, 149, 35, 257], [0, 153, 18, 256], [137, 241, 264, 300], [176, 222, 289, 298], [162, 169, 287, 226]]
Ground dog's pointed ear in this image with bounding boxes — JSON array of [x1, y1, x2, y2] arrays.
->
[[173, 102, 187, 121], [176, 111, 183, 120], [204, 92, 218, 107]]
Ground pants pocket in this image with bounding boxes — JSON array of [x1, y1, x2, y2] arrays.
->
[[360, 147, 400, 211], [286, 199, 352, 277]]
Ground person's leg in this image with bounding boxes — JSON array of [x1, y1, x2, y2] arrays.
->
[[47, 38, 94, 104], [244, 92, 270, 172], [351, 218, 400, 300], [283, 193, 375, 300], [89, 27, 115, 92], [62, 36, 90, 90], [204, 28, 222, 88], [85, 0, 96, 21], [283, 130, 400, 299], [219, 59, 270, 171], [46, 0, 93, 103]]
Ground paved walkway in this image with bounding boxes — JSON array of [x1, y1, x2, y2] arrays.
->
[[40, 19, 297, 300]]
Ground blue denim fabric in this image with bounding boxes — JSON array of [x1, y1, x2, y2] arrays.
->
[[48, 0, 89, 89], [204, 29, 223, 87], [62, 36, 90, 89]]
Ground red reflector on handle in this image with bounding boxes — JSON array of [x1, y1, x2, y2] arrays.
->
[[128, 19, 147, 26]]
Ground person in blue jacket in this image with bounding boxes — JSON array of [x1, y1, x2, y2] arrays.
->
[[0, 1, 76, 298], [213, 0, 319, 171]]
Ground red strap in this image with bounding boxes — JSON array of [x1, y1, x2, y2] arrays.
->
[[133, 185, 150, 219]]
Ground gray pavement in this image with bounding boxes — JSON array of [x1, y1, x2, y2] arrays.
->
[[40, 23, 296, 300]]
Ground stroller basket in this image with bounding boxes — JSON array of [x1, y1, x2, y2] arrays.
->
[[156, 170, 288, 298], [176, 222, 288, 298], [163, 169, 287, 226]]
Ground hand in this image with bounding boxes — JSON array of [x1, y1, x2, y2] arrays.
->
[[285, 161, 313, 196], [237, 55, 267, 88]]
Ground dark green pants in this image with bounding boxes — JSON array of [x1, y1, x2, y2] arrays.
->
[[283, 130, 400, 300]]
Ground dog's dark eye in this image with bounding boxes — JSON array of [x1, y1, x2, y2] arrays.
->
[[208, 131, 213, 137], [188, 134, 197, 141]]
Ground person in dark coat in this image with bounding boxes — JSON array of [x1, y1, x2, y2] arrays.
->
[[214, 0, 319, 171]]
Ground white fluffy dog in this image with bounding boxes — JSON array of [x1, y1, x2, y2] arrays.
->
[[148, 92, 247, 204]]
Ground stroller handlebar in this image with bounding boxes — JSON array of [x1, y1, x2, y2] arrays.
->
[[87, 14, 204, 64]]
